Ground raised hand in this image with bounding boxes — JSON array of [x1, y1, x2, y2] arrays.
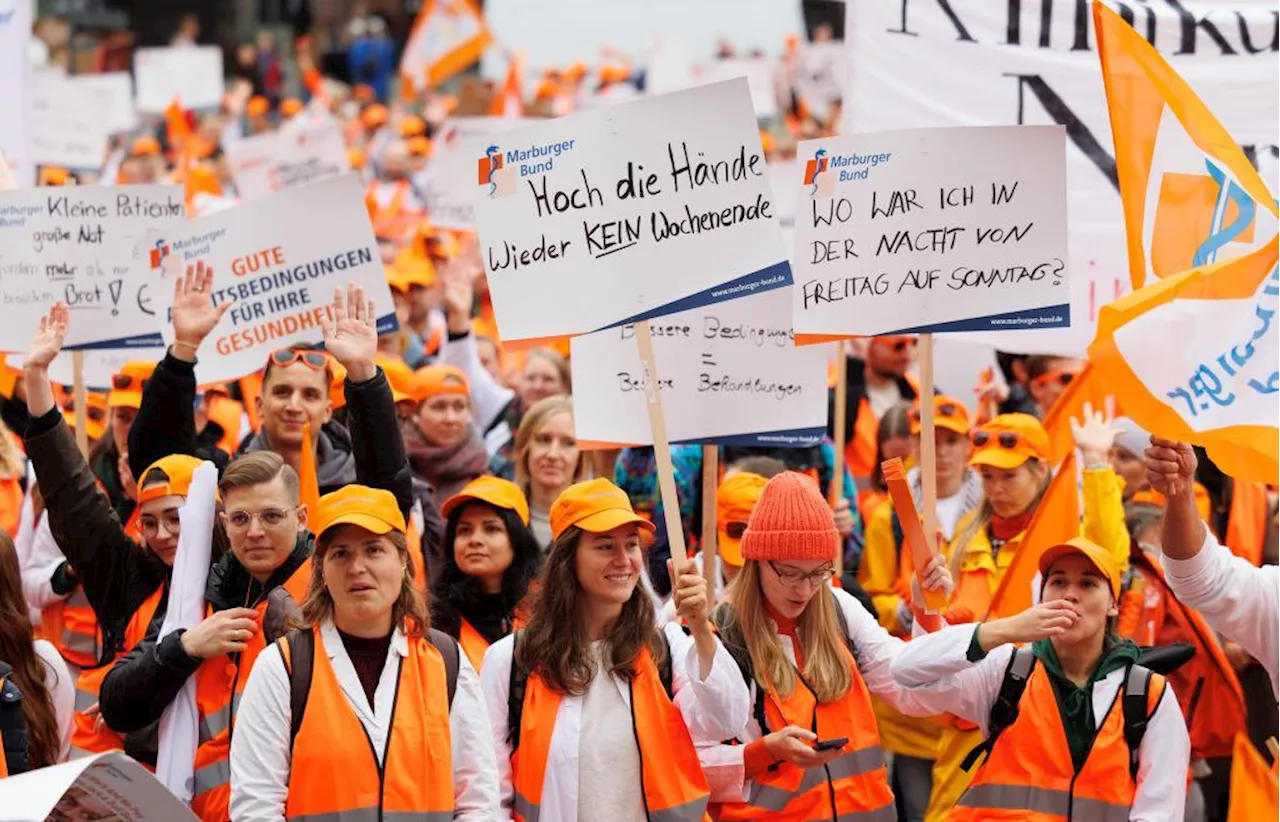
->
[[319, 282, 377, 382], [668, 558, 711, 628], [1070, 401, 1122, 467], [25, 302, 69, 370], [980, 600, 1080, 651], [1145, 438, 1198, 498], [442, 266, 476, 335], [171, 260, 231, 361]]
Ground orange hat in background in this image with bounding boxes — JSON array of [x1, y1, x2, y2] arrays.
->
[[362, 104, 389, 129], [280, 97, 304, 117], [186, 163, 223, 198], [759, 131, 776, 155], [909, 394, 971, 436], [347, 146, 367, 170], [312, 485, 407, 541], [108, 361, 157, 410], [1038, 537, 1121, 599], [247, 95, 270, 117], [40, 167, 71, 186], [549, 478, 655, 540], [329, 360, 348, 410], [353, 84, 377, 103], [406, 136, 432, 157], [599, 64, 630, 85], [130, 136, 162, 157], [565, 62, 588, 82], [411, 364, 470, 403], [442, 476, 531, 525], [969, 413, 1051, 470], [137, 454, 206, 503], [717, 473, 768, 567], [62, 392, 108, 441], [375, 354, 416, 405], [399, 115, 427, 138]]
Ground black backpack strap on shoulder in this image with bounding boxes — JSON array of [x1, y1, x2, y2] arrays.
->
[[280, 628, 315, 748], [426, 628, 460, 708], [828, 587, 858, 660], [507, 629, 528, 751], [961, 646, 1035, 773], [1122, 664, 1156, 782], [712, 602, 769, 735], [657, 627, 675, 700]]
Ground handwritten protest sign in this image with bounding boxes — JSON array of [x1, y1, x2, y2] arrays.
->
[[0, 186, 184, 351], [791, 125, 1069, 341], [228, 122, 349, 201], [0, 0, 32, 188], [570, 289, 827, 447], [134, 46, 224, 112], [422, 117, 532, 231], [472, 78, 790, 346], [30, 72, 112, 169], [152, 174, 395, 383]]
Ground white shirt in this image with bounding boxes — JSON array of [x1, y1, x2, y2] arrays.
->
[[865, 382, 903, 420], [577, 642, 646, 822], [1162, 526, 1279, 698], [890, 623, 1190, 822], [18, 509, 67, 617], [228, 620, 500, 821], [34, 638, 75, 763], [480, 621, 750, 822]]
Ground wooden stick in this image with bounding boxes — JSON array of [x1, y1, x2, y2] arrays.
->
[[72, 350, 88, 457], [701, 445, 719, 597], [633, 320, 688, 570], [829, 342, 848, 576], [918, 333, 939, 555]]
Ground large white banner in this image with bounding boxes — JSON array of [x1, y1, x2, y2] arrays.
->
[[846, 0, 1279, 353], [570, 289, 828, 447], [134, 46, 224, 112], [227, 122, 349, 201], [423, 117, 533, 231], [30, 72, 112, 170], [472, 79, 790, 345], [0, 0, 32, 187], [152, 175, 396, 382], [0, 185, 185, 351]]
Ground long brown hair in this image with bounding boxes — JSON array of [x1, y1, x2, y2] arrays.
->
[[724, 561, 852, 703], [515, 525, 665, 695], [0, 532, 61, 768], [299, 529, 429, 636]]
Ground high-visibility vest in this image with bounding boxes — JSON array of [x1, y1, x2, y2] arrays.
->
[[190, 560, 310, 821], [70, 583, 165, 759], [0, 477, 21, 537], [1226, 480, 1271, 566], [284, 625, 454, 821], [41, 586, 100, 670], [458, 618, 489, 673], [717, 647, 894, 821], [844, 396, 879, 490], [949, 663, 1165, 822], [512, 646, 711, 822]]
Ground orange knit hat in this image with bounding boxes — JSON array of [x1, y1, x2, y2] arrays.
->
[[740, 472, 839, 562]]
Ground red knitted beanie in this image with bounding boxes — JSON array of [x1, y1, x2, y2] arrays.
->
[[740, 471, 839, 562]]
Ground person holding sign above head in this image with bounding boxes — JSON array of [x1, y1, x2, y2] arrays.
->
[[889, 538, 1190, 821], [404, 364, 490, 509], [431, 476, 542, 672], [229, 484, 500, 821], [699, 471, 957, 821], [480, 478, 750, 822]]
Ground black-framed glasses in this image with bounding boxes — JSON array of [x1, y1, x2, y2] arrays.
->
[[768, 560, 836, 588]]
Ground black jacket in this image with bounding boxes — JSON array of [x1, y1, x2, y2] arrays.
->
[[126, 352, 232, 479]]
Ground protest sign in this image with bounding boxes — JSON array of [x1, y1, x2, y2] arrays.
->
[[791, 125, 1069, 341], [699, 58, 778, 119], [227, 122, 349, 201], [48, 346, 169, 390], [570, 289, 828, 447], [423, 117, 532, 231], [0, 0, 32, 188], [134, 46, 224, 112], [30, 72, 112, 170], [794, 41, 844, 109], [71, 71, 138, 134], [769, 159, 801, 262], [472, 78, 790, 346], [152, 174, 396, 383], [0, 185, 184, 351], [0, 751, 198, 821]]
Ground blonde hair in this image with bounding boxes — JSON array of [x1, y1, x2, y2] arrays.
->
[[950, 459, 1050, 578], [0, 419, 22, 480], [724, 561, 852, 703], [513, 395, 587, 497], [299, 530, 429, 636]]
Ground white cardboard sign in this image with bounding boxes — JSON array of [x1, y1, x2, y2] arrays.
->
[[570, 289, 828, 447], [423, 117, 532, 231], [67, 71, 137, 134], [698, 59, 779, 119], [472, 79, 790, 345], [0, 0, 33, 188], [0, 185, 184, 351], [134, 46, 224, 112], [30, 72, 113, 170], [152, 174, 396, 382], [0, 751, 198, 821], [228, 122, 349, 201], [792, 126, 1069, 339]]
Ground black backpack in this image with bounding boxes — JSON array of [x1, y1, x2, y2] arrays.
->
[[505, 628, 675, 751], [961, 647, 1162, 781], [0, 663, 29, 776], [279, 627, 461, 746]]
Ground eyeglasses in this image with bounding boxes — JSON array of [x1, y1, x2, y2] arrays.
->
[[224, 507, 297, 531], [874, 336, 917, 353], [768, 561, 836, 588], [971, 430, 1021, 450], [1031, 368, 1080, 390], [268, 349, 328, 370], [723, 521, 748, 540], [111, 373, 150, 391], [908, 403, 959, 423], [138, 510, 182, 538]]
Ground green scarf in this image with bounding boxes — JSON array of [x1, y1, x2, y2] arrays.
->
[[1032, 637, 1141, 772]]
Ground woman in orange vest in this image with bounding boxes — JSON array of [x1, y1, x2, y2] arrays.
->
[[431, 476, 542, 671], [229, 484, 499, 819], [698, 471, 955, 821], [480, 477, 751, 822], [892, 537, 1191, 821]]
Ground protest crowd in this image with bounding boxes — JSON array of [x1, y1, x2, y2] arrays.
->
[[0, 2, 1276, 821]]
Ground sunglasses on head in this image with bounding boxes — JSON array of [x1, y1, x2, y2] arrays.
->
[[111, 373, 149, 391], [1031, 368, 1079, 390], [875, 336, 917, 353], [268, 349, 328, 370], [971, 429, 1021, 449], [723, 521, 748, 540], [63, 401, 106, 422], [909, 402, 959, 423]]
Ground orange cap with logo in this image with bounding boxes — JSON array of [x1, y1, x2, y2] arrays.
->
[[909, 394, 971, 436], [108, 361, 157, 410], [442, 476, 531, 525], [312, 485, 406, 541], [412, 364, 470, 404], [549, 478, 655, 540], [717, 473, 768, 567], [1038, 536, 1121, 599], [969, 413, 1050, 470], [137, 454, 206, 504]]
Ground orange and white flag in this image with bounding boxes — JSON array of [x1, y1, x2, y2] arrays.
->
[[489, 52, 525, 118], [400, 0, 491, 96], [1094, 1, 1277, 290]]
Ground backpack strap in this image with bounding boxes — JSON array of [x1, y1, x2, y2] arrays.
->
[[828, 587, 858, 660], [656, 627, 676, 700], [277, 628, 315, 749], [711, 603, 769, 736], [1121, 664, 1156, 783], [507, 629, 528, 751], [426, 628, 460, 708], [962, 646, 1035, 772]]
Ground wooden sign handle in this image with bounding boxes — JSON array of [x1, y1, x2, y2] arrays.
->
[[829, 342, 848, 576], [633, 320, 689, 571], [701, 445, 719, 597], [917, 333, 939, 555], [72, 350, 88, 458]]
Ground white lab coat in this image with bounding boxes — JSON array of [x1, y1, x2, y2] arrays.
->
[[18, 508, 67, 618], [34, 638, 75, 762], [480, 621, 750, 822], [1163, 526, 1279, 698], [229, 619, 500, 821], [890, 623, 1190, 822], [696, 586, 955, 803]]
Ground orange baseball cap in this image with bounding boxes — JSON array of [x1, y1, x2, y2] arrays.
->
[[130, 136, 161, 157], [312, 484, 406, 540], [280, 97, 304, 117], [62, 392, 108, 441], [717, 472, 768, 567], [550, 478, 655, 540], [442, 476, 531, 525], [375, 354, 416, 405], [247, 95, 270, 117], [329, 359, 348, 411], [406, 136, 432, 157], [969, 413, 1050, 470], [361, 104, 389, 129], [399, 115, 427, 138], [909, 394, 971, 436], [347, 146, 367, 170], [1038, 536, 1121, 600], [411, 364, 470, 403], [137, 454, 206, 504], [393, 249, 436, 286], [107, 361, 157, 410]]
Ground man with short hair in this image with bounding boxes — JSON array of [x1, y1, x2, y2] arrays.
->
[[830, 336, 920, 496]]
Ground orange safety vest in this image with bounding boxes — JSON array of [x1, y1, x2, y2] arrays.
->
[[718, 649, 894, 821], [190, 560, 310, 821], [512, 646, 711, 822], [1226, 480, 1271, 567], [950, 663, 1165, 822], [283, 625, 454, 821], [0, 477, 21, 537], [70, 583, 165, 758], [458, 618, 490, 672], [844, 397, 879, 490], [41, 586, 100, 671]]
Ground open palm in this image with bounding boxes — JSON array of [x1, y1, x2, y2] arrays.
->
[[26, 303, 70, 369], [172, 260, 231, 347], [320, 283, 377, 377], [1070, 401, 1121, 454]]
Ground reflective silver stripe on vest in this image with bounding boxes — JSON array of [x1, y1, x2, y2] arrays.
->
[[513, 792, 540, 822], [62, 626, 97, 658], [74, 686, 98, 712], [747, 745, 886, 812], [192, 757, 230, 794], [202, 705, 233, 741], [648, 794, 710, 822], [826, 804, 898, 822], [288, 811, 454, 822], [958, 783, 1131, 822]]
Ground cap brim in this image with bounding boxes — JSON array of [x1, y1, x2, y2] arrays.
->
[[317, 512, 401, 540], [108, 390, 143, 410], [718, 534, 744, 567], [970, 446, 1030, 470], [1037, 542, 1117, 597], [911, 416, 970, 436], [574, 508, 657, 535]]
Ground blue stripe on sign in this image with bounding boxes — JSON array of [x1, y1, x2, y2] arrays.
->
[[374, 310, 400, 335], [678, 427, 828, 449], [68, 332, 167, 351], [601, 260, 793, 333], [883, 303, 1072, 335]]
